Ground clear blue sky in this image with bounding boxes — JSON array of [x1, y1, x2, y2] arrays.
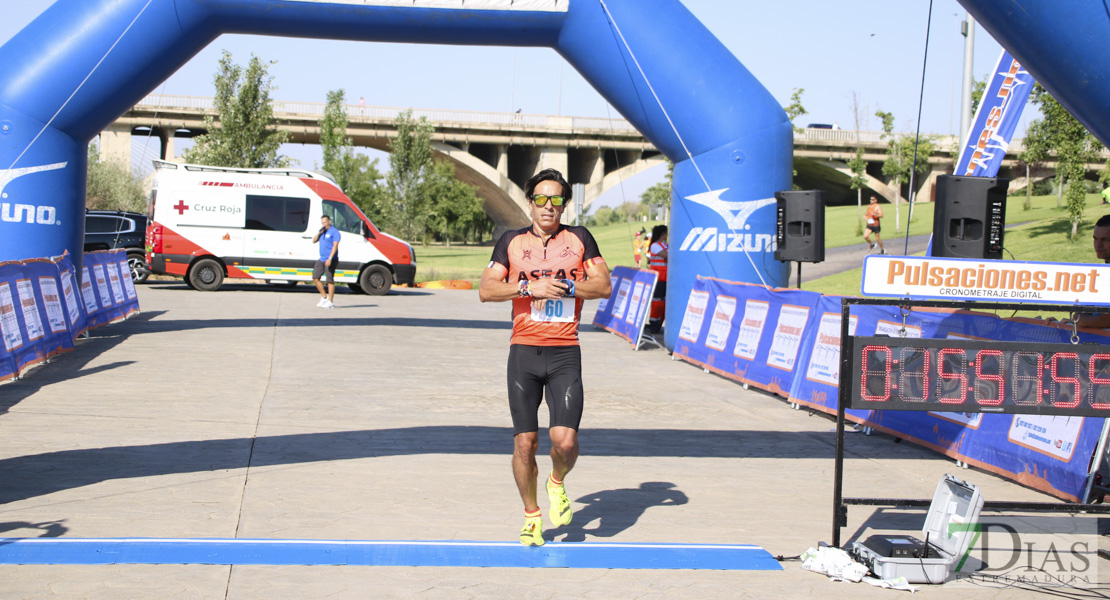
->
[[1, 0, 1022, 209]]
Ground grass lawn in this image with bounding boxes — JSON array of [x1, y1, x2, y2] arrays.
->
[[802, 194, 1110, 299], [822, 199, 936, 249]]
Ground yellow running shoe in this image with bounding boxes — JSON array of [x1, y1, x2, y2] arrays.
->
[[547, 477, 573, 527], [519, 515, 544, 546]]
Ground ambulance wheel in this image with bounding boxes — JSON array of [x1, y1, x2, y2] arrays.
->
[[347, 283, 366, 294], [359, 265, 392, 296], [189, 259, 224, 291]]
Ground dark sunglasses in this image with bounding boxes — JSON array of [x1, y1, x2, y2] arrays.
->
[[531, 194, 566, 207]]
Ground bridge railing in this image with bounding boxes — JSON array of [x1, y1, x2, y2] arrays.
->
[[134, 94, 1043, 152], [135, 93, 639, 133]]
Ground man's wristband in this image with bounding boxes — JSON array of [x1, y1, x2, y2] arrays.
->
[[561, 279, 575, 297], [518, 280, 531, 297]]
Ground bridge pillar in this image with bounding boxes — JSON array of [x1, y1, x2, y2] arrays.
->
[[913, 163, 948, 204], [571, 148, 605, 208], [537, 145, 568, 177], [494, 144, 509, 178], [154, 127, 175, 161], [538, 146, 574, 223], [98, 123, 131, 167]]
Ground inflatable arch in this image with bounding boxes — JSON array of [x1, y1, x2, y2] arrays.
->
[[0, 0, 790, 350], [959, 0, 1110, 149]]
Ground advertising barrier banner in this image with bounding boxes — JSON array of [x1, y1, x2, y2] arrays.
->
[[674, 278, 821, 397], [81, 250, 140, 327], [592, 267, 658, 349], [673, 275, 1109, 502], [0, 260, 37, 382], [0, 251, 138, 383]]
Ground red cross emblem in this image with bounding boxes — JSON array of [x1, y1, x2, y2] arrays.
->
[[173, 200, 189, 215]]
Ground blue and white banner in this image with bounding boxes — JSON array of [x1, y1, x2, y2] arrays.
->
[[81, 250, 140, 328], [0, 250, 138, 383], [673, 278, 821, 396], [592, 267, 658, 348], [954, 50, 1036, 177]]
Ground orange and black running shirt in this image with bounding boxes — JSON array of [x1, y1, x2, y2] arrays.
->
[[487, 225, 606, 347]]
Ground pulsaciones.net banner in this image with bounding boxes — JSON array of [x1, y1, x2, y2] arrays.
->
[[861, 255, 1110, 306]]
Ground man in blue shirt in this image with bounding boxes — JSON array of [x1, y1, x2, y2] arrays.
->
[[312, 215, 341, 308]]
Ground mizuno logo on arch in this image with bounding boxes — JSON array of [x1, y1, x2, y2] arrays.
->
[[679, 188, 776, 253], [0, 162, 68, 226]]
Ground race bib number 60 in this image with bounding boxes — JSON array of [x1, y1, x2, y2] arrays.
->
[[530, 298, 574, 323]]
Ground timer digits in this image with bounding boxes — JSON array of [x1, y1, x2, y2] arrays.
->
[[849, 337, 1110, 416]]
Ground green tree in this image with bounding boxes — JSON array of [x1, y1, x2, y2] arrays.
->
[[383, 110, 486, 243], [320, 89, 351, 173], [784, 88, 808, 133], [970, 77, 987, 116], [385, 110, 435, 240], [184, 51, 290, 168], [338, 152, 388, 228], [593, 206, 618, 227], [847, 147, 868, 235], [86, 142, 146, 212], [422, 158, 484, 246], [640, 160, 673, 222], [616, 200, 649, 223], [1022, 83, 1104, 238], [318, 89, 388, 227], [876, 110, 935, 233]]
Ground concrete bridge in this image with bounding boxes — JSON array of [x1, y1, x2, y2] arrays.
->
[[788, 128, 1107, 210], [102, 94, 665, 230], [102, 94, 1101, 229]]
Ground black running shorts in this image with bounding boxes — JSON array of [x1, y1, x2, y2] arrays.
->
[[866, 223, 882, 234], [507, 344, 583, 435]]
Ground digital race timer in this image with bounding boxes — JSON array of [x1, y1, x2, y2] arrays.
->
[[848, 337, 1110, 416]]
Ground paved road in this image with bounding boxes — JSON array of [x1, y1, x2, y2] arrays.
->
[[0, 282, 1093, 598]]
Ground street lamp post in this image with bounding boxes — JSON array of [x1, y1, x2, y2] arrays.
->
[[867, 33, 875, 131]]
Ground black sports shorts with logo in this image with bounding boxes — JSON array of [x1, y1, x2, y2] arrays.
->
[[507, 344, 583, 435]]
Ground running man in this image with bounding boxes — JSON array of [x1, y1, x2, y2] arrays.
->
[[863, 195, 886, 254], [479, 168, 612, 546]]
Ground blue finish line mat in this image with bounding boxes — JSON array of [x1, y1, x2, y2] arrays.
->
[[0, 538, 781, 570]]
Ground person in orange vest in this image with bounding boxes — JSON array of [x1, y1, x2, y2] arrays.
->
[[647, 224, 668, 333]]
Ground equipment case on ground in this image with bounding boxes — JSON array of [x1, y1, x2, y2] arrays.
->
[[850, 474, 984, 584]]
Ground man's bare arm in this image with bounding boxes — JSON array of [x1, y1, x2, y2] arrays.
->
[[574, 260, 612, 300]]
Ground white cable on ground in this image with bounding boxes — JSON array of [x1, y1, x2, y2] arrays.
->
[[597, 0, 768, 287]]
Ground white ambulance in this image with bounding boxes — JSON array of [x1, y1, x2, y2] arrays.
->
[[144, 160, 415, 294]]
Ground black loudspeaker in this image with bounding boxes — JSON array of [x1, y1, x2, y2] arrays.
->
[[774, 190, 825, 262], [931, 175, 1008, 259]]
